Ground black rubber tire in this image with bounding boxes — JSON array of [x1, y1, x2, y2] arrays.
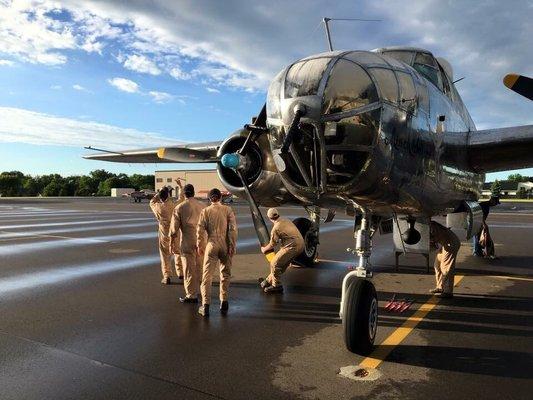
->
[[292, 217, 318, 267], [343, 278, 378, 355]]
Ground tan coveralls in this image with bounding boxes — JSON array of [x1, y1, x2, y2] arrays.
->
[[170, 197, 205, 298], [266, 218, 304, 287], [149, 192, 184, 279], [432, 223, 461, 294], [197, 202, 237, 305]]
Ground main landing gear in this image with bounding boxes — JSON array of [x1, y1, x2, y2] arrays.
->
[[340, 210, 378, 355]]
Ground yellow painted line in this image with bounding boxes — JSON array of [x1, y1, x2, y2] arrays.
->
[[359, 274, 465, 370], [491, 275, 533, 282]]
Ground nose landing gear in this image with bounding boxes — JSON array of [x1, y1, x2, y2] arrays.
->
[[340, 209, 379, 355]]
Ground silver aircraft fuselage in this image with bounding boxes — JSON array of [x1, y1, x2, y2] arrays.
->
[[234, 48, 484, 217]]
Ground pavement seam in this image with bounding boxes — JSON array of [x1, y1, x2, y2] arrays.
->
[[0, 329, 227, 400]]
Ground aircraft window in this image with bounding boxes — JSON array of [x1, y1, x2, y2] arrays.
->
[[414, 52, 437, 67], [415, 79, 429, 112], [369, 68, 398, 103], [381, 51, 414, 66], [322, 59, 378, 115], [344, 51, 388, 66], [413, 63, 442, 91], [396, 72, 416, 104], [284, 58, 330, 98], [267, 69, 284, 119]]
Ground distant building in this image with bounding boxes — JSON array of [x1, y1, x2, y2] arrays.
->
[[481, 180, 533, 198], [111, 188, 134, 197], [154, 169, 224, 198]]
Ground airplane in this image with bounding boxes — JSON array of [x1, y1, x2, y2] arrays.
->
[[85, 45, 533, 355]]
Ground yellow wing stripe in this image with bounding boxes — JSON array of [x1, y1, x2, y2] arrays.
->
[[157, 147, 166, 159]]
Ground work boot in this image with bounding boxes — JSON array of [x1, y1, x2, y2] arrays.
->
[[429, 288, 442, 294], [198, 304, 210, 317], [438, 292, 454, 299], [161, 277, 171, 285], [220, 301, 229, 315], [258, 277, 271, 289], [264, 285, 283, 294], [178, 275, 184, 280], [179, 296, 199, 304]]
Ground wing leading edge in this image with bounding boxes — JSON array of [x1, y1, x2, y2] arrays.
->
[[83, 141, 222, 163]]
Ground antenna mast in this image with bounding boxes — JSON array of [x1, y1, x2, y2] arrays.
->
[[322, 17, 382, 51]]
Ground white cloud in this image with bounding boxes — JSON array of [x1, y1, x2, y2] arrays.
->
[[123, 54, 161, 75], [206, 87, 220, 93], [0, 59, 14, 66], [169, 66, 191, 80], [107, 77, 139, 93], [0, 107, 179, 149], [148, 91, 174, 104], [50, 85, 62, 90], [72, 84, 91, 93]]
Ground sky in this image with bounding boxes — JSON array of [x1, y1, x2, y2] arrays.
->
[[0, 0, 531, 181]]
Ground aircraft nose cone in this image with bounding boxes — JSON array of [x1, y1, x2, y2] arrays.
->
[[221, 153, 240, 169]]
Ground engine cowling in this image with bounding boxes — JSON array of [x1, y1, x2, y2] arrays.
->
[[217, 129, 297, 207]]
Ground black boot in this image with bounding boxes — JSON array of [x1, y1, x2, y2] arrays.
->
[[179, 296, 199, 304], [198, 304, 210, 317], [220, 301, 229, 315]]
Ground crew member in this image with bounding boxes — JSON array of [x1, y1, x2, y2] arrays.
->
[[149, 184, 183, 284], [260, 208, 304, 294], [197, 188, 237, 317], [429, 221, 461, 298], [170, 184, 205, 303]]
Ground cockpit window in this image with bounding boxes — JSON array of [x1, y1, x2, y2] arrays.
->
[[322, 59, 378, 115], [413, 52, 443, 91], [381, 51, 414, 65], [368, 68, 398, 104], [284, 58, 330, 98], [266, 68, 284, 119]]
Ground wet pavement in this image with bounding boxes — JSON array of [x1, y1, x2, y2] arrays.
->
[[0, 198, 531, 399]]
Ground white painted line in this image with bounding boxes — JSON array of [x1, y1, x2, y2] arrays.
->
[[0, 217, 152, 230]]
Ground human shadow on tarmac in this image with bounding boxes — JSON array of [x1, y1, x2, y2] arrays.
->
[[381, 344, 532, 379]]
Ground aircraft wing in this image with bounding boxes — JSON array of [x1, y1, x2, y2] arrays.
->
[[466, 125, 533, 173], [83, 141, 222, 163]]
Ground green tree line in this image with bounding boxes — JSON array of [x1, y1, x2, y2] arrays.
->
[[0, 170, 154, 197]]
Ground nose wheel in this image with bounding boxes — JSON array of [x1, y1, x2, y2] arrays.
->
[[342, 277, 378, 355]]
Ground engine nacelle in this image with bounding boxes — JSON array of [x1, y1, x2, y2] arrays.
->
[[217, 129, 297, 207]]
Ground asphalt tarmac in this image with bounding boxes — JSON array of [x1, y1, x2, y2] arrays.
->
[[0, 198, 531, 400]]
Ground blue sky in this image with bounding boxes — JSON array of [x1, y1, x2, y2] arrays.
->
[[0, 0, 531, 181]]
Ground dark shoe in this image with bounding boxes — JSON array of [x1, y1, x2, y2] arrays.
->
[[438, 292, 454, 299], [161, 277, 171, 285], [178, 275, 184, 280], [264, 285, 283, 294], [220, 301, 229, 315], [179, 296, 199, 303], [258, 277, 271, 289], [429, 288, 443, 294], [198, 304, 210, 317]]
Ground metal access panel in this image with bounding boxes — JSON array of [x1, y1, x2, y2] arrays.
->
[[393, 217, 431, 273], [446, 201, 482, 240]]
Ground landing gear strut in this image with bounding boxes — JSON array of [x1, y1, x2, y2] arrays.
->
[[340, 209, 378, 355]]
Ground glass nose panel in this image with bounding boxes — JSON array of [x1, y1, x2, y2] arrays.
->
[[322, 59, 378, 115], [284, 58, 330, 98]]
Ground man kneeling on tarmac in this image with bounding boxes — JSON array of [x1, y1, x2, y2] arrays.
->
[[259, 208, 304, 294]]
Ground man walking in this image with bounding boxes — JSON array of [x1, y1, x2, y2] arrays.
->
[[429, 221, 461, 298], [197, 188, 237, 317], [150, 184, 183, 284], [170, 184, 205, 303], [260, 208, 304, 294]]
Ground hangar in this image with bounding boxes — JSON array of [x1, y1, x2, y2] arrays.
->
[[154, 169, 223, 198]]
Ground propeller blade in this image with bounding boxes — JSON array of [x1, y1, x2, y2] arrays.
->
[[235, 169, 276, 262], [503, 74, 533, 101], [238, 104, 267, 155]]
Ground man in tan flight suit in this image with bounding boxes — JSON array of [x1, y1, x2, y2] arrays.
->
[[260, 208, 304, 294], [170, 184, 205, 303], [197, 188, 237, 317], [429, 221, 461, 298], [149, 183, 184, 284]]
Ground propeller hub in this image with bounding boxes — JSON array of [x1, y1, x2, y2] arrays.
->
[[221, 153, 241, 169]]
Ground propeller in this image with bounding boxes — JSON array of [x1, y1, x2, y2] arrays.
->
[[503, 74, 533, 101], [221, 103, 276, 262]]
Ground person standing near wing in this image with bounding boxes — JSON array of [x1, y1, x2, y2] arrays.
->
[[150, 181, 184, 285], [196, 188, 237, 317], [170, 184, 205, 303], [429, 221, 461, 298]]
